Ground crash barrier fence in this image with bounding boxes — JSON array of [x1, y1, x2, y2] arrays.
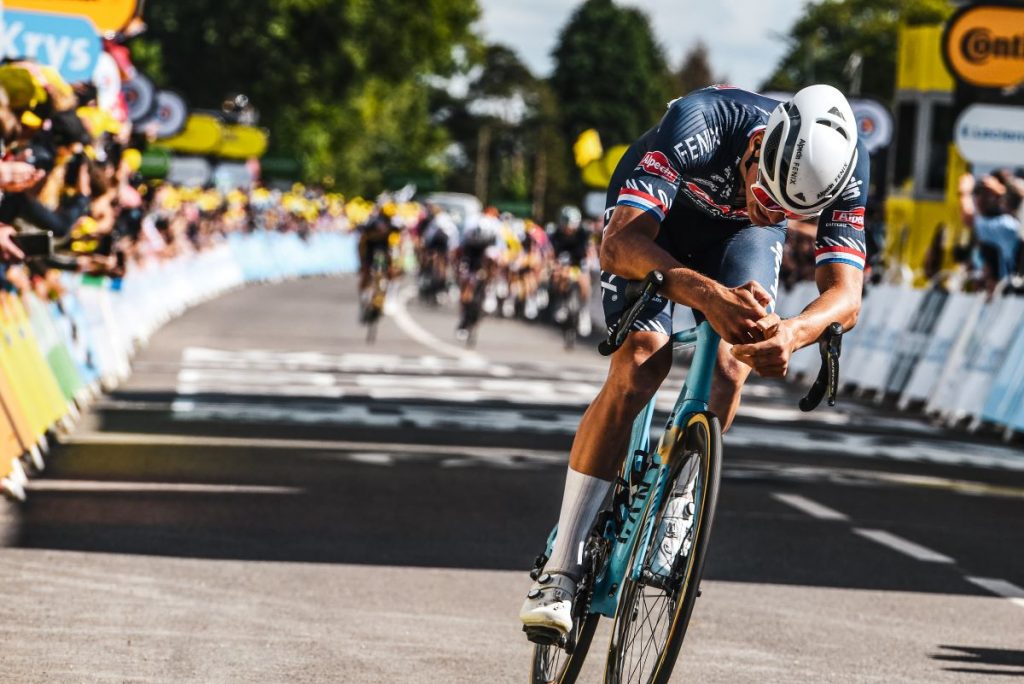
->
[[0, 230, 359, 500], [775, 281, 1024, 440]]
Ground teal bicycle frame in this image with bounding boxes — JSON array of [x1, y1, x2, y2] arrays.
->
[[544, 320, 721, 618]]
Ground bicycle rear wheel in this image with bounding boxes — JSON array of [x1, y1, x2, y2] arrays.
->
[[530, 612, 599, 684], [604, 411, 722, 684], [529, 530, 608, 684]]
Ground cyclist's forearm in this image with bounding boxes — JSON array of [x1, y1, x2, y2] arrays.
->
[[787, 265, 862, 350], [600, 209, 720, 310]]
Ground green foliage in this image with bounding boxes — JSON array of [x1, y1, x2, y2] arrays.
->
[[551, 0, 672, 147], [675, 41, 724, 97], [761, 0, 953, 102], [138, 0, 479, 193]]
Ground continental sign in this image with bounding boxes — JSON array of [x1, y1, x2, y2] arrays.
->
[[943, 3, 1024, 89], [4, 0, 138, 35]]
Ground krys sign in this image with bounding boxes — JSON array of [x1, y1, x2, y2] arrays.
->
[[943, 3, 1024, 89], [0, 10, 102, 83]]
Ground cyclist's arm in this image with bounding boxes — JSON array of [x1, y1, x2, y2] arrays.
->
[[732, 140, 869, 376], [600, 205, 720, 308]]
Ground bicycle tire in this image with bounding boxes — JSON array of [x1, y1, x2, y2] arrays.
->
[[530, 613, 599, 684], [563, 283, 580, 350], [604, 411, 723, 684]]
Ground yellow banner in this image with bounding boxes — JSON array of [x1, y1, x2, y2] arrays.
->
[[573, 129, 603, 168], [581, 145, 628, 189], [156, 114, 223, 155], [4, 0, 138, 34], [217, 125, 269, 159], [943, 4, 1024, 89]]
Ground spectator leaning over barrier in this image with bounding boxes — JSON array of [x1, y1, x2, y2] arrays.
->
[[958, 172, 1022, 289]]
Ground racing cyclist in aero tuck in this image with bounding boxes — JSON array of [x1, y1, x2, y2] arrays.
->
[[520, 85, 869, 636]]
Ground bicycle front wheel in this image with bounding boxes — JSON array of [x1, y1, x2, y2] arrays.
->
[[604, 411, 722, 684]]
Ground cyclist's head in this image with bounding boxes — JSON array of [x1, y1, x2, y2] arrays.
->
[[753, 84, 858, 219], [558, 205, 582, 231]]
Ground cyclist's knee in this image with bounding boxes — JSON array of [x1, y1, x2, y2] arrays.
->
[[607, 333, 671, 410], [715, 344, 750, 390]]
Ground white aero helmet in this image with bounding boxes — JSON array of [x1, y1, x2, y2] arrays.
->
[[758, 84, 858, 217]]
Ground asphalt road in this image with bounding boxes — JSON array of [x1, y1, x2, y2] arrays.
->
[[1, 275, 1022, 683]]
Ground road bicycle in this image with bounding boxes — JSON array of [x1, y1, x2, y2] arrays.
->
[[360, 250, 389, 343], [526, 270, 843, 683]]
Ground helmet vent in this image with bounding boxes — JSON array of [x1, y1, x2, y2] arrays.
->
[[762, 124, 784, 179], [827, 106, 845, 120], [816, 118, 850, 140]]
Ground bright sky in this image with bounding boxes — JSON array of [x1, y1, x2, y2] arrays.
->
[[476, 0, 805, 91]]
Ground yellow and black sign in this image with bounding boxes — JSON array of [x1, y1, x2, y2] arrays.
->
[[5, 0, 138, 34], [943, 3, 1024, 89]]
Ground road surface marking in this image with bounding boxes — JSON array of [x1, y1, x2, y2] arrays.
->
[[26, 480, 302, 495], [771, 493, 849, 520], [964, 576, 1024, 610], [62, 432, 568, 459], [389, 288, 484, 363], [852, 528, 955, 564]]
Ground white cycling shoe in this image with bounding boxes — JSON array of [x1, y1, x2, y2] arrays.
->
[[648, 489, 695, 580], [519, 571, 576, 636]]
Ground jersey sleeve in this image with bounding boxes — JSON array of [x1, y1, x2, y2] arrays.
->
[[814, 138, 870, 270], [615, 97, 714, 223]]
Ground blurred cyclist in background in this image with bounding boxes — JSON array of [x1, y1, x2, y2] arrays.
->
[[548, 205, 595, 337], [357, 203, 401, 309], [455, 206, 502, 339]]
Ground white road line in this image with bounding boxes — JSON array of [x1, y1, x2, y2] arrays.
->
[[771, 493, 850, 520], [965, 576, 1024, 610], [62, 431, 568, 459], [389, 288, 485, 363], [26, 480, 302, 495], [853, 528, 955, 564]]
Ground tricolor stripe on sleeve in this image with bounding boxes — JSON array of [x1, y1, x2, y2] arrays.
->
[[616, 188, 667, 222], [815, 245, 865, 270]]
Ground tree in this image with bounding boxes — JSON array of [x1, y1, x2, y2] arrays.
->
[[761, 0, 953, 103], [132, 0, 480, 192], [675, 41, 725, 97], [551, 0, 672, 147]]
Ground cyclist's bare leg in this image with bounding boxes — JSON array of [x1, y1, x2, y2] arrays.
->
[[536, 331, 671, 584], [568, 331, 672, 480], [710, 341, 750, 432]]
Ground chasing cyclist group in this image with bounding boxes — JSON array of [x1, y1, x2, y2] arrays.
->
[[357, 200, 599, 341]]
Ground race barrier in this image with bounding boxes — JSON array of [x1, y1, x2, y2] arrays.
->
[[777, 280, 1024, 440], [0, 230, 358, 500]]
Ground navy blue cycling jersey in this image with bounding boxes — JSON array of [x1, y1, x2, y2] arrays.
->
[[612, 85, 870, 270]]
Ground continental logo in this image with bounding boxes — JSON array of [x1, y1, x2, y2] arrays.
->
[[944, 5, 1024, 88]]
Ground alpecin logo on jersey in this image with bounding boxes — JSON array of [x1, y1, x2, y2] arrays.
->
[[637, 151, 679, 184], [831, 207, 865, 230]]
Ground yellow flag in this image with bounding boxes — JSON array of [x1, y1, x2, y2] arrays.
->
[[573, 129, 603, 168]]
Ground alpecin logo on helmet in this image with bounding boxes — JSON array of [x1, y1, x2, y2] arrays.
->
[[637, 151, 679, 184], [831, 207, 865, 229]]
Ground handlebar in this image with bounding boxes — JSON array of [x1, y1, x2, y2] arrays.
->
[[799, 322, 844, 412], [598, 270, 665, 356]]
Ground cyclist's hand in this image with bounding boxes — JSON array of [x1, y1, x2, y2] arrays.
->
[[705, 281, 770, 344], [730, 317, 796, 377], [0, 225, 24, 263]]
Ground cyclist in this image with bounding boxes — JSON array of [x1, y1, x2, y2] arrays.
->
[[357, 205, 400, 317], [417, 203, 458, 301], [548, 205, 595, 336], [455, 206, 501, 338], [520, 84, 868, 636]]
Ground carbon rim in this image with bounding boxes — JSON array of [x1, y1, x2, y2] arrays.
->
[[606, 416, 714, 683]]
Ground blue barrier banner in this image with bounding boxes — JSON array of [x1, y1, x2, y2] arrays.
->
[[984, 324, 1024, 428], [1, 9, 102, 83]]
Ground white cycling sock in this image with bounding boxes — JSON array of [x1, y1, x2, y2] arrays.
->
[[545, 467, 612, 580]]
